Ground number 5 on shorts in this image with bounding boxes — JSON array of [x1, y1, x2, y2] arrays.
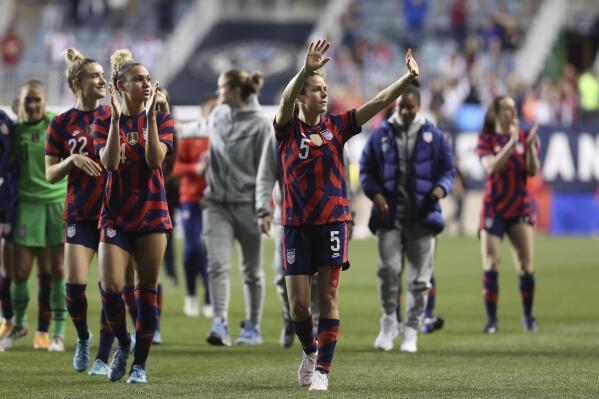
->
[[330, 230, 340, 252]]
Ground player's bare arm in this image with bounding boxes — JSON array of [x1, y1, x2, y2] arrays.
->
[[100, 83, 123, 171], [275, 40, 330, 126], [145, 81, 168, 169], [45, 153, 102, 183], [525, 122, 540, 176], [356, 48, 419, 126]]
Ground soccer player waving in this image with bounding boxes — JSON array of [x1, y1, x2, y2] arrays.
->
[[274, 40, 418, 391]]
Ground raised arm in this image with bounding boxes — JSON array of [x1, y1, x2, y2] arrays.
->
[[275, 40, 330, 126], [525, 123, 540, 176], [356, 49, 419, 126], [145, 82, 169, 169], [100, 83, 124, 172]]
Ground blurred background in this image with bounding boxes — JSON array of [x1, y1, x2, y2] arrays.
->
[[1, 0, 598, 237]]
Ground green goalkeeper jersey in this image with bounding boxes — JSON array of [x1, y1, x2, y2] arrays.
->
[[11, 113, 67, 203]]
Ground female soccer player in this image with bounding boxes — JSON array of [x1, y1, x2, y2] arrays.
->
[[477, 95, 540, 334], [2, 80, 67, 352], [92, 49, 174, 383], [203, 69, 270, 347], [45, 48, 124, 373], [274, 40, 418, 390]]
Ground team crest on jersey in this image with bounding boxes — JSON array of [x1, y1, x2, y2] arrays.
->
[[320, 128, 333, 141], [423, 131, 433, 143], [0, 123, 8, 135], [309, 134, 323, 146], [67, 224, 76, 238], [106, 228, 117, 238], [126, 132, 138, 145], [31, 132, 40, 143], [515, 142, 525, 154], [85, 125, 93, 135], [286, 248, 296, 265]]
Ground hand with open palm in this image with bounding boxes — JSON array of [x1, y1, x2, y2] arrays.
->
[[303, 40, 331, 73], [405, 48, 419, 77], [108, 83, 121, 121]]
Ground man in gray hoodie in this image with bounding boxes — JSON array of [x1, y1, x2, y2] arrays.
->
[[204, 69, 271, 346]]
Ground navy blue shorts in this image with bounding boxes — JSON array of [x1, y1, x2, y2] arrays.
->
[[65, 220, 100, 250], [481, 215, 533, 239], [283, 222, 350, 276], [100, 226, 170, 253]]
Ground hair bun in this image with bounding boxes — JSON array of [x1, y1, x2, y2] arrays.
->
[[64, 48, 84, 65], [249, 72, 264, 92], [110, 49, 135, 75]]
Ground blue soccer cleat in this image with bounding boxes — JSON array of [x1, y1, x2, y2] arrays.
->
[[126, 364, 147, 384], [73, 332, 93, 372], [88, 359, 109, 376], [108, 339, 131, 381]]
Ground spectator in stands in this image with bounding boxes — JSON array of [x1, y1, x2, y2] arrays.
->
[[133, 33, 162, 73], [578, 67, 599, 122], [450, 0, 468, 47], [44, 25, 76, 67], [0, 24, 24, 65], [402, 0, 429, 49]]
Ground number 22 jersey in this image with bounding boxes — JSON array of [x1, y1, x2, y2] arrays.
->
[[92, 111, 174, 232], [45, 105, 110, 222]]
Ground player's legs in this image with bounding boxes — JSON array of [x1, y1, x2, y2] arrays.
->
[[233, 203, 264, 344], [129, 232, 167, 378], [273, 223, 294, 347], [204, 203, 234, 345], [98, 241, 131, 346], [6, 244, 36, 345], [46, 202, 67, 350], [98, 239, 133, 381], [0, 238, 15, 338], [374, 228, 403, 351], [506, 222, 537, 331], [65, 242, 95, 369], [480, 229, 502, 332]]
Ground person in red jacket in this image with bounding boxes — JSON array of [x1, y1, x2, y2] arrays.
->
[[172, 96, 217, 318]]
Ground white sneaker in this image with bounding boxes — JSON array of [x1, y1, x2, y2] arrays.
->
[[202, 304, 213, 318], [400, 326, 418, 353], [183, 296, 200, 317], [48, 334, 65, 352], [298, 350, 317, 386], [308, 370, 329, 391], [374, 313, 398, 351]]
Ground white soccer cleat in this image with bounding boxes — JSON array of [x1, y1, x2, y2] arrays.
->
[[308, 370, 329, 391], [374, 313, 399, 351], [183, 296, 200, 317], [298, 350, 317, 386], [48, 334, 65, 352], [400, 326, 418, 353]]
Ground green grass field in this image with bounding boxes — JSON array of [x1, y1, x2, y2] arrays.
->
[[0, 236, 598, 398]]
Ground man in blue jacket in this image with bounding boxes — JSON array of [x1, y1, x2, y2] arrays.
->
[[360, 84, 455, 352]]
